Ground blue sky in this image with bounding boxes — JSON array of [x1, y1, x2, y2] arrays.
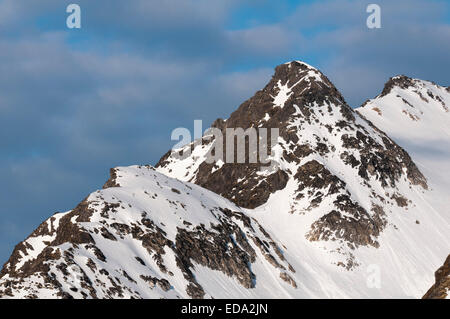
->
[[0, 0, 449, 264]]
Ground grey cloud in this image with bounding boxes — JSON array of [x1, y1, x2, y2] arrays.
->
[[226, 25, 300, 57], [288, 0, 447, 28]]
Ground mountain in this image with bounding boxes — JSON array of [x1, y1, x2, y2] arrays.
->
[[357, 75, 450, 298], [0, 61, 448, 298], [357, 75, 450, 224], [0, 166, 297, 298]]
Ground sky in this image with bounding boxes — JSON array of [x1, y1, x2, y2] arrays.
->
[[0, 0, 449, 265]]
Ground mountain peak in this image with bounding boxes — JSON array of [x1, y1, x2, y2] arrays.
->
[[380, 75, 417, 97], [282, 60, 319, 72], [379, 74, 449, 99], [282, 60, 326, 74], [157, 62, 428, 256], [216, 60, 350, 131], [272, 60, 329, 90], [359, 74, 450, 122], [357, 73, 450, 140]]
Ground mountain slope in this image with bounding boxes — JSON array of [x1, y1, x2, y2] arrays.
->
[[357, 75, 450, 216], [357, 75, 450, 298], [0, 166, 297, 298]]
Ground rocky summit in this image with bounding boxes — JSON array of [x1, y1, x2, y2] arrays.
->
[[0, 61, 448, 299], [157, 61, 428, 252]]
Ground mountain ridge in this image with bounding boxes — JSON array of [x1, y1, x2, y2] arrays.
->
[[357, 73, 450, 299]]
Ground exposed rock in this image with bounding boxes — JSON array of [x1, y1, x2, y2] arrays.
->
[[380, 75, 416, 97], [423, 255, 450, 299], [103, 168, 121, 189], [280, 272, 297, 288]]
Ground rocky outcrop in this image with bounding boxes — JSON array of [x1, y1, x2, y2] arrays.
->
[[423, 255, 450, 299], [380, 75, 416, 97]]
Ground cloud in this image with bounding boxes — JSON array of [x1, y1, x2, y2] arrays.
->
[[214, 68, 273, 100], [226, 25, 299, 57]]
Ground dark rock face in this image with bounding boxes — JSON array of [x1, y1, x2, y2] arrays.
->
[[172, 207, 296, 298], [423, 255, 450, 299], [221, 62, 350, 131], [294, 160, 345, 201], [175, 222, 256, 295], [307, 202, 386, 249], [103, 168, 121, 189], [342, 129, 427, 189], [195, 164, 289, 209]]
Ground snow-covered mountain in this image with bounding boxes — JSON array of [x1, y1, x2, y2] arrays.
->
[[357, 75, 450, 236], [0, 61, 448, 298], [0, 166, 298, 298], [357, 75, 450, 298]]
